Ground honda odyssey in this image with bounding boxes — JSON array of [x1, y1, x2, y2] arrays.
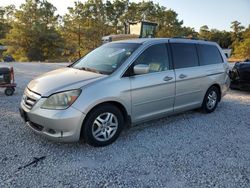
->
[[20, 38, 230, 147]]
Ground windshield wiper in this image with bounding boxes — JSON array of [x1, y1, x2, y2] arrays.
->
[[79, 67, 100, 74]]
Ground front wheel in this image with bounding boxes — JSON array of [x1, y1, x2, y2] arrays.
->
[[202, 86, 220, 113], [83, 104, 124, 147]]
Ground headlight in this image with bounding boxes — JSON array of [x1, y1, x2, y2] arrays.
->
[[41, 89, 81, 110]]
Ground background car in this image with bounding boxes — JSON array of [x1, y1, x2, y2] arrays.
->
[[230, 61, 250, 91]]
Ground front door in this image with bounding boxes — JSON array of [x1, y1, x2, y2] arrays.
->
[[128, 43, 176, 123]]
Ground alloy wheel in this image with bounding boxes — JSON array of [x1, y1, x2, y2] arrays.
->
[[91, 112, 118, 142], [206, 91, 217, 110]]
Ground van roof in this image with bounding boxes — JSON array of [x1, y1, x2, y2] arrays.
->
[[113, 38, 217, 45]]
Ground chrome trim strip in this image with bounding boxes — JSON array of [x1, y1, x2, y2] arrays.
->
[[25, 88, 41, 100], [206, 72, 224, 76], [133, 95, 175, 106], [22, 88, 41, 110], [175, 90, 202, 97]]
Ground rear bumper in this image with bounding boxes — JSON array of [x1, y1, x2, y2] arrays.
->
[[19, 102, 85, 142]]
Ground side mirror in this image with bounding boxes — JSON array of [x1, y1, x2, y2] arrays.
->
[[133, 64, 149, 75]]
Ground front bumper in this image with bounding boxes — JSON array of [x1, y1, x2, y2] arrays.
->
[[20, 98, 85, 142], [230, 80, 250, 91]]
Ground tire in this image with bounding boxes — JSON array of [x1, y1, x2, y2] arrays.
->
[[202, 86, 219, 113], [83, 104, 124, 147], [5, 87, 14, 96]]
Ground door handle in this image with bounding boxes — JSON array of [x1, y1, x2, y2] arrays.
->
[[163, 76, 173, 81], [179, 74, 187, 79]]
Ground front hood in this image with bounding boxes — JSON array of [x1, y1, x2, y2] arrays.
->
[[28, 67, 106, 96]]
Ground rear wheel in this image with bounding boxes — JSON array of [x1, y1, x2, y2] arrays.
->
[[202, 86, 219, 113], [5, 87, 14, 96], [83, 104, 124, 147]]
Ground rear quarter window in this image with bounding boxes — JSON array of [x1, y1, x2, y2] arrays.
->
[[198, 44, 223, 65]]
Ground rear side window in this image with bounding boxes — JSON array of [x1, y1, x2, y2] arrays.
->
[[198, 44, 223, 65], [171, 43, 199, 69]]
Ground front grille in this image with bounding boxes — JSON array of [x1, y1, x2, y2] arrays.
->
[[22, 88, 41, 110]]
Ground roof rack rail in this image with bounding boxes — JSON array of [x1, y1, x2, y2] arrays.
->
[[172, 36, 207, 41]]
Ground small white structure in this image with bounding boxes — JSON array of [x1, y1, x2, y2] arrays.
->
[[222, 49, 232, 58], [102, 21, 157, 43]]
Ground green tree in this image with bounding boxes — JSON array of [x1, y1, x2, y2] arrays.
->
[[209, 29, 232, 48], [108, 0, 188, 37], [198, 26, 232, 48], [233, 25, 250, 59], [61, 0, 113, 60], [177, 26, 198, 38], [0, 5, 15, 40], [231, 20, 245, 43], [106, 0, 128, 34], [156, 9, 184, 37], [1, 0, 244, 62], [230, 21, 245, 57], [4, 0, 63, 61], [61, 0, 198, 60], [121, 2, 138, 22]]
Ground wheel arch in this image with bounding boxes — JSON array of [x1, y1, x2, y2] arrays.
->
[[80, 101, 131, 140]]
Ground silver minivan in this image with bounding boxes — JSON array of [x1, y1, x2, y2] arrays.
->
[[20, 38, 230, 146]]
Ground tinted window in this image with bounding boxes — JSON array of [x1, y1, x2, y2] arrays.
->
[[198, 44, 223, 65], [171, 43, 199, 69], [134, 43, 170, 73]]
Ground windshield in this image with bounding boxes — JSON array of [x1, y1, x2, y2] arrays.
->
[[72, 43, 141, 75]]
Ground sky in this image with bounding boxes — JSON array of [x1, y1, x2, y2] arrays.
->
[[0, 0, 249, 31]]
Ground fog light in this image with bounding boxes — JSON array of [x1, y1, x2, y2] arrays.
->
[[47, 129, 56, 134]]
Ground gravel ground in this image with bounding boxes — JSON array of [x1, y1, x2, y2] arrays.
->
[[0, 62, 250, 188]]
